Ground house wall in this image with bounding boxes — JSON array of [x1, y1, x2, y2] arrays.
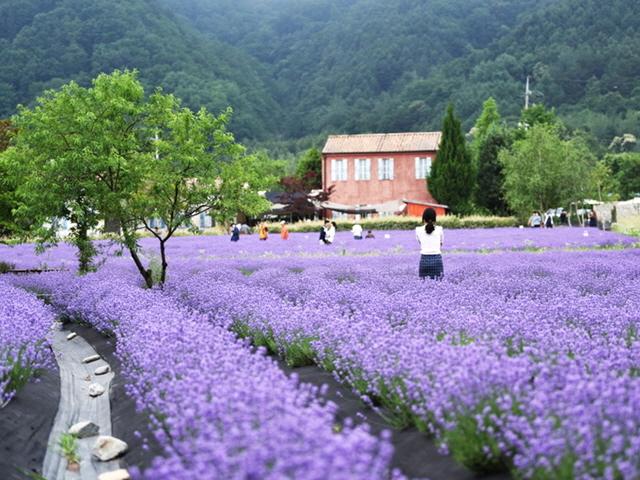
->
[[322, 152, 439, 207], [406, 202, 447, 217]]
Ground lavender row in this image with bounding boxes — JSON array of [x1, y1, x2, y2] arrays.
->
[[9, 267, 395, 479], [165, 249, 640, 479], [0, 279, 54, 405], [1, 227, 635, 269]]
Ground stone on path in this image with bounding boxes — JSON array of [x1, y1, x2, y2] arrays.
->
[[88, 383, 106, 397], [92, 436, 128, 462], [95, 365, 110, 375], [68, 420, 100, 438], [67, 332, 77, 340], [98, 469, 131, 480], [83, 354, 101, 363]]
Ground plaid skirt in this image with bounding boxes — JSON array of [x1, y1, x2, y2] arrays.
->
[[419, 254, 444, 279]]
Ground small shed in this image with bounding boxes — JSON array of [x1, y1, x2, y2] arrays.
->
[[403, 199, 448, 217]]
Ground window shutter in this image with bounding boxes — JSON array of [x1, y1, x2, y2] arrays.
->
[[415, 157, 421, 179], [342, 159, 347, 180], [426, 157, 432, 178], [331, 159, 337, 181], [389, 158, 394, 180], [366, 158, 371, 180], [378, 158, 384, 180]]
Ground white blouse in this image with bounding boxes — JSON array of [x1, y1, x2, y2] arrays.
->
[[415, 225, 444, 255]]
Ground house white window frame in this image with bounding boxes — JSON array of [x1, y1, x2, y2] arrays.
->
[[330, 158, 348, 181], [415, 156, 432, 179], [378, 157, 394, 180], [354, 158, 371, 181]]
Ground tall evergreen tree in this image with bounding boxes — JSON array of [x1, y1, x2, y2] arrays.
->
[[476, 127, 510, 214], [429, 104, 475, 213], [472, 97, 501, 148], [295, 147, 322, 190]]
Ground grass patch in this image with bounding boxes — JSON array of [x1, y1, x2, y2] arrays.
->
[[0, 261, 15, 273], [58, 433, 80, 471], [443, 397, 513, 475], [2, 345, 43, 400]]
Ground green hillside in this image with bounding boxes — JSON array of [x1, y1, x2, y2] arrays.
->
[[1, 0, 639, 146], [0, 0, 281, 139]]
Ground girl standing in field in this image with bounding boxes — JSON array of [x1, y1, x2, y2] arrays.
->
[[280, 220, 289, 240], [416, 207, 444, 279]]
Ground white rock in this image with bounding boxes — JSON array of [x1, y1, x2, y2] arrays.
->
[[94, 365, 110, 375], [88, 383, 106, 397], [92, 436, 128, 462], [67, 332, 77, 340], [69, 421, 99, 438], [83, 354, 101, 364], [98, 469, 131, 480]]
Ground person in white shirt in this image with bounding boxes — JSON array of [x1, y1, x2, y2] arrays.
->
[[325, 221, 336, 244], [415, 207, 444, 279], [352, 223, 363, 240]]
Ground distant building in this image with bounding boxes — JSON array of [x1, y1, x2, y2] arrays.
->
[[321, 132, 447, 218]]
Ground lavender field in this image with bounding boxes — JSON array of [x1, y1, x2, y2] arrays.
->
[[0, 227, 636, 269], [2, 227, 640, 479]]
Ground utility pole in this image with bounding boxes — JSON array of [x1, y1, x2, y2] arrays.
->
[[524, 75, 532, 110]]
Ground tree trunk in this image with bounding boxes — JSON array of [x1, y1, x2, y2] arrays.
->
[[73, 217, 96, 275], [159, 239, 168, 285], [121, 226, 153, 288]]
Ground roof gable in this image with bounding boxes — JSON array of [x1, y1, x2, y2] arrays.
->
[[322, 132, 441, 154]]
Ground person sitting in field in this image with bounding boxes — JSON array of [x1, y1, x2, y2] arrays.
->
[[319, 220, 329, 244], [230, 223, 240, 242], [416, 207, 444, 280], [365, 230, 375, 239], [528, 211, 542, 228], [352, 223, 363, 240], [280, 220, 289, 240], [325, 221, 336, 244], [543, 210, 554, 228], [589, 210, 598, 227], [259, 223, 269, 241]]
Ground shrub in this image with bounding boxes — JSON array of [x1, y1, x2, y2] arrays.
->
[[0, 261, 15, 273], [265, 215, 518, 233]]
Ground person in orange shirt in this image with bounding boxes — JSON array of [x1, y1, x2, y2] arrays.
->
[[280, 220, 289, 240]]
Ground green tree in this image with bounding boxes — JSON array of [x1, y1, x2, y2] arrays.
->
[[295, 147, 322, 189], [471, 97, 501, 150], [476, 127, 511, 214], [6, 70, 273, 286], [499, 124, 594, 216], [604, 152, 640, 199], [589, 160, 619, 202], [429, 104, 475, 213], [4, 82, 104, 272], [520, 104, 559, 129], [0, 120, 16, 237]]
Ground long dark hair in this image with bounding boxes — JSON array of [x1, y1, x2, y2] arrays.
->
[[422, 207, 437, 234]]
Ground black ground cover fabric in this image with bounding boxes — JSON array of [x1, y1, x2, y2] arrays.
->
[[274, 357, 511, 480], [0, 360, 60, 479]]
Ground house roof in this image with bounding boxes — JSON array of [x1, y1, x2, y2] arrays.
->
[[322, 132, 441, 154], [402, 198, 449, 209], [321, 200, 406, 214]]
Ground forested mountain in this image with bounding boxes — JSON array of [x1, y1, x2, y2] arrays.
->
[[1, 0, 639, 146], [0, 0, 281, 139]]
